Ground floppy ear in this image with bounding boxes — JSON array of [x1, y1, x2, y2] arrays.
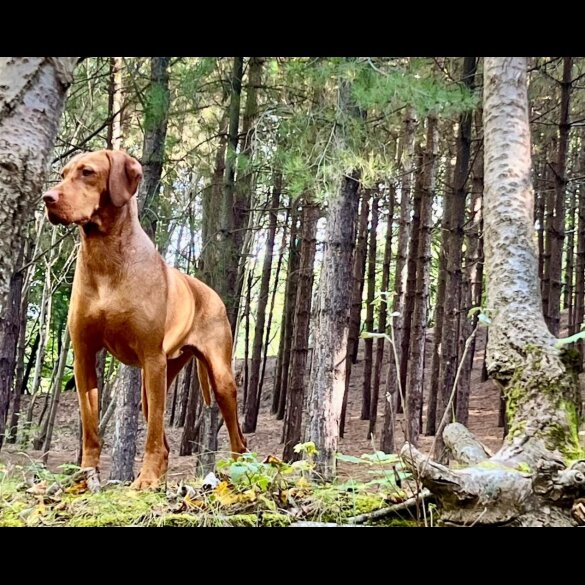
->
[[105, 150, 143, 207]]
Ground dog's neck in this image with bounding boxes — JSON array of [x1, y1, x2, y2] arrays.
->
[[77, 197, 155, 279]]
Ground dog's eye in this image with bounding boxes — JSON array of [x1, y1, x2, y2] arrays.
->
[[82, 168, 95, 177]]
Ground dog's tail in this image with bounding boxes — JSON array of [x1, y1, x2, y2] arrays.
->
[[196, 358, 212, 406]]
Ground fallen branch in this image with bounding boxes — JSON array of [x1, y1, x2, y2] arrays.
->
[[345, 489, 432, 524]]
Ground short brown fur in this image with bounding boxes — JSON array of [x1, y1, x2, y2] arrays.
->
[[43, 149, 247, 489]]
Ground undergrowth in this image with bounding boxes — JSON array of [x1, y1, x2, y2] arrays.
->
[[0, 444, 422, 527]]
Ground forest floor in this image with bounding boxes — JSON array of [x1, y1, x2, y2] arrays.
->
[[2, 317, 584, 526]]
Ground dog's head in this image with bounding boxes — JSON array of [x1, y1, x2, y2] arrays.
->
[[43, 150, 143, 226]]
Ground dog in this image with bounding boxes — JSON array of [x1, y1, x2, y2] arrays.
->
[[43, 149, 247, 489]]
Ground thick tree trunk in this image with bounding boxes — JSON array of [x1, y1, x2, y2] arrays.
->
[[243, 178, 280, 432], [368, 187, 395, 439], [0, 57, 78, 314], [434, 57, 477, 460], [546, 57, 573, 336], [282, 201, 319, 459], [361, 191, 379, 420], [306, 164, 360, 479], [305, 77, 362, 480], [406, 116, 438, 445], [403, 57, 584, 527]]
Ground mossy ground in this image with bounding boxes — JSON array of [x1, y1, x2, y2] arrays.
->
[[0, 456, 423, 527]]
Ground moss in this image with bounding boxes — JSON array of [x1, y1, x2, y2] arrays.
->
[[545, 400, 585, 462]]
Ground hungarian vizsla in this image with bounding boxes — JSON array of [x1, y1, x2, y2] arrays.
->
[[42, 149, 247, 489]]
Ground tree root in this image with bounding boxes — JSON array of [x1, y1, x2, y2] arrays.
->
[[401, 423, 585, 527]]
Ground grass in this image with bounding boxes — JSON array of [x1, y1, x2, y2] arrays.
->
[[0, 451, 423, 527]]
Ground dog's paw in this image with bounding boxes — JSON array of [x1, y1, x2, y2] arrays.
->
[[131, 471, 162, 491]]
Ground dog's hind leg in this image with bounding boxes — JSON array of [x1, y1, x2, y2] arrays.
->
[[197, 342, 247, 457]]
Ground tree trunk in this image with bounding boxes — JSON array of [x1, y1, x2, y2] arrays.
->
[[403, 56, 584, 527], [233, 57, 264, 319], [261, 201, 288, 400], [406, 116, 438, 446], [348, 190, 370, 367], [381, 107, 417, 432], [106, 57, 123, 150], [0, 240, 25, 448], [574, 132, 585, 360], [273, 203, 299, 417], [41, 328, 71, 462], [243, 177, 280, 432], [7, 330, 39, 444], [456, 111, 484, 426], [177, 361, 193, 428], [282, 200, 319, 460], [434, 57, 477, 460], [136, 56, 171, 241], [179, 363, 201, 456], [361, 191, 379, 420], [368, 186, 395, 439], [110, 366, 141, 481], [305, 77, 362, 480], [0, 57, 78, 314], [546, 57, 573, 336], [400, 146, 424, 429], [242, 270, 252, 412], [306, 159, 360, 478], [220, 56, 244, 329], [340, 189, 370, 436]]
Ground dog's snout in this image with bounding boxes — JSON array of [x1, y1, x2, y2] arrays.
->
[[43, 190, 60, 205]]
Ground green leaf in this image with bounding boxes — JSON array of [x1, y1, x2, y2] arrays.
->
[[555, 330, 585, 348], [336, 454, 364, 464]]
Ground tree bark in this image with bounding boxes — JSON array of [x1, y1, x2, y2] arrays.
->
[[0, 240, 25, 448], [136, 56, 171, 241], [368, 187, 395, 439], [306, 161, 360, 478], [41, 328, 71, 462], [0, 57, 78, 314], [406, 116, 438, 445], [179, 364, 201, 456], [340, 189, 370, 437], [110, 366, 141, 482], [305, 77, 362, 480], [273, 204, 299, 417], [403, 57, 584, 527], [282, 200, 319, 460], [434, 57, 477, 460], [381, 108, 417, 434], [361, 191, 379, 420], [243, 176, 280, 432], [546, 57, 573, 336]]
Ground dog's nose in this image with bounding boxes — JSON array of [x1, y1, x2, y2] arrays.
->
[[43, 190, 59, 205]]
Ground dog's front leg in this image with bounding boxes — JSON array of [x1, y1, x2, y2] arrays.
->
[[132, 354, 168, 490], [72, 343, 101, 479]]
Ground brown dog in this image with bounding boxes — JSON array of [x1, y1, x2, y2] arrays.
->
[[43, 149, 247, 489]]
